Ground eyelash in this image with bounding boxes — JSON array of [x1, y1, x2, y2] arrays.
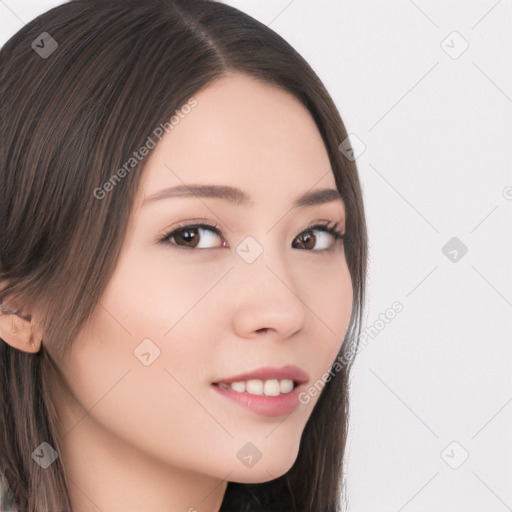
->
[[157, 220, 346, 252]]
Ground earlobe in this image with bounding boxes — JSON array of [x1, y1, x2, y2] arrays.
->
[[0, 304, 43, 354]]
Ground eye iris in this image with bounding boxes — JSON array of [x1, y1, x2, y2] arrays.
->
[[300, 230, 316, 250], [178, 227, 199, 247]]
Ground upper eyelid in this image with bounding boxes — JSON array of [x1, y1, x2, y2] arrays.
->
[[165, 219, 343, 235]]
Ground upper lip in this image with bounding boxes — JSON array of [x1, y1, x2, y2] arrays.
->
[[213, 365, 309, 385]]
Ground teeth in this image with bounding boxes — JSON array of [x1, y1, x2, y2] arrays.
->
[[217, 378, 295, 396], [231, 381, 246, 393]]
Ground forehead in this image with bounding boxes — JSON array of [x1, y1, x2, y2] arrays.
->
[[138, 73, 337, 210]]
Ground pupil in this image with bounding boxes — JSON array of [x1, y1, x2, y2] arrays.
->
[[181, 228, 197, 246], [302, 232, 314, 249]]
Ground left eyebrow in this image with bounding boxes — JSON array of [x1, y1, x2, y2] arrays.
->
[[142, 183, 344, 209]]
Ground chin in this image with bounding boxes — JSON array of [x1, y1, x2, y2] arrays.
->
[[228, 453, 299, 484]]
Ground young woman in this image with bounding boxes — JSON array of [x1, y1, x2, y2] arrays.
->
[[0, 0, 368, 510]]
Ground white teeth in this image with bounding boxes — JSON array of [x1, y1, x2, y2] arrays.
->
[[246, 379, 263, 395], [231, 381, 246, 393], [279, 379, 294, 394], [264, 379, 280, 396], [217, 378, 295, 396]]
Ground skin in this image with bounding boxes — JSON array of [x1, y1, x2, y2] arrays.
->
[[3, 73, 353, 511]]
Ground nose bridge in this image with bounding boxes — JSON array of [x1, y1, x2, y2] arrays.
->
[[236, 231, 292, 294], [230, 234, 307, 338]]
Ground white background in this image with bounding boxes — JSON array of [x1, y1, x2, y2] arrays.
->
[[1, 1, 511, 510]]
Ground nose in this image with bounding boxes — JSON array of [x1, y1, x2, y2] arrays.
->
[[229, 251, 307, 341]]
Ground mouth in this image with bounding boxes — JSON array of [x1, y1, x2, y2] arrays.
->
[[210, 378, 306, 417], [211, 365, 309, 398]]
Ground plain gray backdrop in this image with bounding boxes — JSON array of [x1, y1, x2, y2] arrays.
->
[[1, 1, 511, 511]]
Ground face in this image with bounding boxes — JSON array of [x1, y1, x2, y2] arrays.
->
[[50, 73, 353, 484]]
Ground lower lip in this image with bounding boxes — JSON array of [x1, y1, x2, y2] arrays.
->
[[211, 383, 303, 417]]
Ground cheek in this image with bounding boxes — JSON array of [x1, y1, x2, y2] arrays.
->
[[54, 250, 233, 465], [57, 304, 225, 474], [318, 265, 353, 333], [102, 242, 233, 339], [67, 238, 237, 389], [300, 258, 353, 380], [308, 257, 353, 341]]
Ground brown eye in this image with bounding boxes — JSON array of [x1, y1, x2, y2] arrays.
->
[[173, 226, 201, 248], [161, 223, 226, 250], [292, 223, 345, 251], [294, 230, 317, 250]]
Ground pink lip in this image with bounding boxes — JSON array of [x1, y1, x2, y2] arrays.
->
[[212, 365, 309, 385], [211, 382, 306, 417]]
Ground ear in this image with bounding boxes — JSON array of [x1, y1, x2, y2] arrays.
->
[[0, 298, 43, 353]]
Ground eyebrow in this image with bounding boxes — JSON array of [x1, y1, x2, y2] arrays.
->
[[142, 184, 344, 209]]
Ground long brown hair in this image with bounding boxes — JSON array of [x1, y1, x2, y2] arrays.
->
[[0, 0, 368, 510]]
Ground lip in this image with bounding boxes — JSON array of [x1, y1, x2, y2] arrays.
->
[[211, 382, 306, 417], [212, 365, 309, 386]]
